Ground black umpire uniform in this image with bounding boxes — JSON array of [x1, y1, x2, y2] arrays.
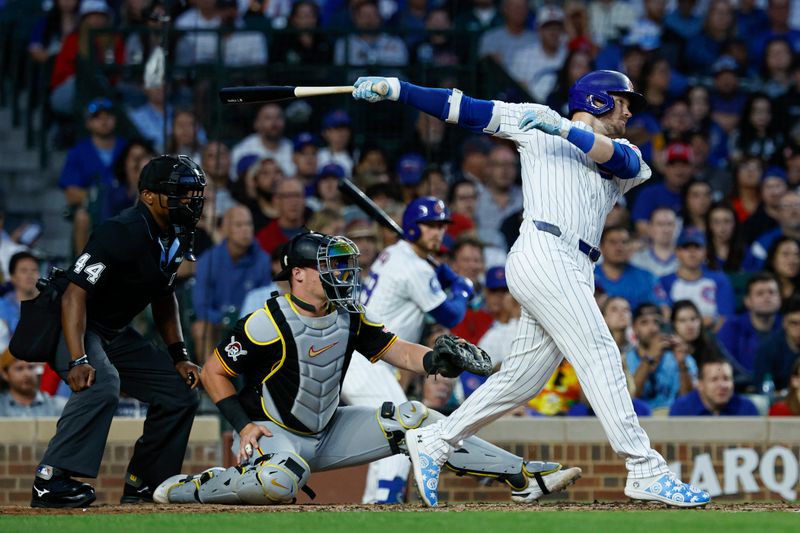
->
[[31, 155, 206, 508]]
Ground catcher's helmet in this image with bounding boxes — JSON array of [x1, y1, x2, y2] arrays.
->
[[568, 70, 646, 117], [402, 197, 452, 241], [274, 231, 363, 312], [139, 154, 206, 228]]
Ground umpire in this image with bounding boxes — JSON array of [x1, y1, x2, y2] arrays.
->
[[31, 155, 206, 508]]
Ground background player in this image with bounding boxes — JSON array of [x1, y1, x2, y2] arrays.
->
[[352, 71, 711, 508], [341, 197, 475, 503], [154, 232, 579, 506]]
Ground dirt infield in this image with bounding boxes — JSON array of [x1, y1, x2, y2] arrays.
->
[[1, 501, 797, 515]]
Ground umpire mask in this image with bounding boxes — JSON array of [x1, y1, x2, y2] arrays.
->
[[139, 155, 207, 228]]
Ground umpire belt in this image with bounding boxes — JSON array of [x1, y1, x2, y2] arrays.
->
[[532, 220, 601, 263]]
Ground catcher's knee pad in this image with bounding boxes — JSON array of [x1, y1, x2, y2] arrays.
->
[[236, 451, 311, 505], [197, 466, 246, 504], [444, 436, 532, 489], [377, 401, 429, 455]]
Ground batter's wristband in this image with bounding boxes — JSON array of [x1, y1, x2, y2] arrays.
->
[[167, 342, 190, 364], [216, 396, 251, 434]]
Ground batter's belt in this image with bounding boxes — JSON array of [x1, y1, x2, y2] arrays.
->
[[532, 220, 602, 263]]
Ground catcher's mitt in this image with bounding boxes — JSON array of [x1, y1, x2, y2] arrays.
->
[[423, 334, 493, 378]]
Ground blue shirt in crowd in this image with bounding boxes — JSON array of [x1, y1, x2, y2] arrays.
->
[[717, 312, 781, 375], [57, 137, 127, 190], [626, 349, 698, 411], [743, 227, 785, 272], [669, 389, 758, 416], [659, 269, 735, 322], [753, 329, 800, 391], [192, 241, 271, 324], [631, 182, 682, 223], [0, 292, 19, 332], [595, 264, 667, 309]]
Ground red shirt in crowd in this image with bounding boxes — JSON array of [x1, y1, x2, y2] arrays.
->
[[51, 31, 125, 89]]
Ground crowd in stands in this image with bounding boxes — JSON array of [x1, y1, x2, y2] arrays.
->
[[2, 0, 800, 424]]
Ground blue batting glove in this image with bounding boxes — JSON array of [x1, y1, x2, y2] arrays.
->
[[518, 104, 571, 137], [352, 77, 401, 102], [451, 276, 475, 301], [435, 263, 460, 289]]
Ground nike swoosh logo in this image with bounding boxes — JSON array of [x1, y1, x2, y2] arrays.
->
[[308, 342, 338, 357], [34, 486, 50, 497], [271, 479, 288, 490], [410, 404, 417, 413]]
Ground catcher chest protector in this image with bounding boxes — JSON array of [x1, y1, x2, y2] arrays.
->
[[258, 295, 360, 434]]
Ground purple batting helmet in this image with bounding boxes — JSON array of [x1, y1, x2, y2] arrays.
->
[[568, 70, 646, 117], [402, 197, 451, 241]]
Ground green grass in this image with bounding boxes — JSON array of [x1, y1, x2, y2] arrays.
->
[[0, 511, 797, 533]]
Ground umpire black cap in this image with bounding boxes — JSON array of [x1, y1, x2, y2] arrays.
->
[[273, 232, 328, 281]]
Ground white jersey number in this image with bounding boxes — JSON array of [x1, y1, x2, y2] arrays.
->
[[73, 253, 106, 284]]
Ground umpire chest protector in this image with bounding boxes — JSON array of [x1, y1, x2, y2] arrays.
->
[[255, 296, 359, 434]]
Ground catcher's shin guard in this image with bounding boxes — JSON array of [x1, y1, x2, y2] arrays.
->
[[197, 466, 247, 504], [376, 401, 430, 454], [154, 467, 227, 504], [444, 438, 562, 491], [236, 451, 311, 504]]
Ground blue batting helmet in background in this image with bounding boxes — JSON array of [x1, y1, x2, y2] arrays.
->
[[402, 197, 451, 241], [568, 70, 646, 117]]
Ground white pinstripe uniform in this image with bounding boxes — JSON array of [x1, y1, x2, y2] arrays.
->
[[431, 101, 670, 480], [341, 240, 446, 503]]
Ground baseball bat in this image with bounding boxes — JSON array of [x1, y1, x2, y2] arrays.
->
[[218, 81, 388, 105], [337, 178, 439, 267]]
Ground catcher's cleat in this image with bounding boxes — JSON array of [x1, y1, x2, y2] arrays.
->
[[624, 472, 710, 508], [511, 465, 583, 503], [406, 428, 443, 507]]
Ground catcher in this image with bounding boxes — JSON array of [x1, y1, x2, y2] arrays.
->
[[155, 231, 581, 505]]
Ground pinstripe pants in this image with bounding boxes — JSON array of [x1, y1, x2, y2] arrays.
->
[[437, 227, 669, 479]]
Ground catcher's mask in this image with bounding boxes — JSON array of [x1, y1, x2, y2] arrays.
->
[[274, 232, 363, 313], [139, 154, 207, 228]]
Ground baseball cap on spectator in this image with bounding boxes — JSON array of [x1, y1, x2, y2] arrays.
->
[[461, 135, 492, 158], [397, 153, 426, 186], [666, 142, 693, 165], [318, 162, 345, 180], [80, 0, 112, 18], [712, 55, 739, 76], [762, 166, 788, 182], [537, 5, 564, 27], [322, 109, 351, 130], [85, 97, 113, 119], [677, 227, 706, 248], [293, 132, 318, 152], [236, 153, 261, 181], [485, 266, 508, 290], [216, 0, 237, 8]]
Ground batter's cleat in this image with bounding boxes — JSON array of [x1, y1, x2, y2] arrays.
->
[[625, 472, 711, 508], [511, 465, 583, 503], [406, 428, 443, 507], [31, 476, 96, 508]]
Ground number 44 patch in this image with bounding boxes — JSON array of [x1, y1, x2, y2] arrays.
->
[[73, 253, 106, 284]]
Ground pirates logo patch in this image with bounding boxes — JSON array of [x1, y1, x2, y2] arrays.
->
[[224, 336, 247, 361]]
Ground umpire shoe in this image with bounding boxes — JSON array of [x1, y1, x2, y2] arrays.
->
[[625, 472, 711, 508], [510, 463, 583, 503], [31, 466, 96, 508], [120, 472, 154, 504]]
